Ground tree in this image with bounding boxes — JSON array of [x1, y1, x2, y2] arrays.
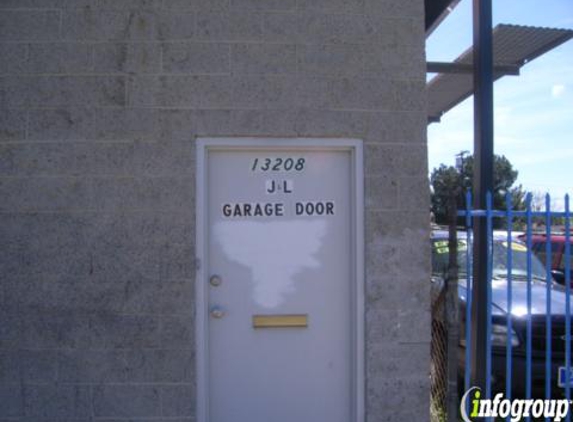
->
[[430, 153, 525, 227]]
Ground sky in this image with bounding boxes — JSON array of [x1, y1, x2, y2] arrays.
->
[[426, 0, 573, 209]]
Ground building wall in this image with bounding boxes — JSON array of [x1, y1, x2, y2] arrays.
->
[[0, 0, 430, 420]]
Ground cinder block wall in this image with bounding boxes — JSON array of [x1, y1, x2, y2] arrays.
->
[[0, 0, 430, 420]]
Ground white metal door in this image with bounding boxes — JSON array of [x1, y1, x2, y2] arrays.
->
[[196, 138, 364, 422]]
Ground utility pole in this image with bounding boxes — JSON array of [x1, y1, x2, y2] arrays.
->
[[470, 0, 494, 404]]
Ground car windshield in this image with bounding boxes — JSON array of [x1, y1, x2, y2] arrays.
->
[[432, 237, 547, 281]]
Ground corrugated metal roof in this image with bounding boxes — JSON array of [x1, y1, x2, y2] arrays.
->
[[427, 24, 573, 123]]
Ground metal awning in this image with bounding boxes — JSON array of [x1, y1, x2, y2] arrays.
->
[[427, 24, 573, 123]]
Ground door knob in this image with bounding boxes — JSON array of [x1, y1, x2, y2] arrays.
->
[[210, 306, 225, 319]]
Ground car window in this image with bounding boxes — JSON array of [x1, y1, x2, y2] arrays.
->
[[532, 240, 561, 266], [431, 237, 546, 280], [431, 239, 467, 277]]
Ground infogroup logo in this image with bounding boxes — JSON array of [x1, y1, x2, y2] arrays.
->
[[460, 387, 571, 422]]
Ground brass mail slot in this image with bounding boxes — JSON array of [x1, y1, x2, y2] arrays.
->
[[252, 314, 308, 329]]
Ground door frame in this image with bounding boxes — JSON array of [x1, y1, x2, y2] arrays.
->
[[195, 137, 365, 422]]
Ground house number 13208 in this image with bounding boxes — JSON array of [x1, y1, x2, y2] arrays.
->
[[251, 158, 305, 172]]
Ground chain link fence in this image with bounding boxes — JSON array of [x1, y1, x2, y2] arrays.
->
[[431, 278, 449, 422], [430, 215, 460, 422]]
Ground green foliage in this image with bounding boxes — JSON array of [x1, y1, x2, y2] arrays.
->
[[430, 153, 525, 227]]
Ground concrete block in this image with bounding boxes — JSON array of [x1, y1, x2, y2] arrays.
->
[[95, 42, 162, 73], [366, 376, 429, 420], [0, 385, 23, 418], [18, 350, 58, 383], [130, 75, 232, 107], [161, 385, 195, 417], [0, 351, 19, 383], [295, 76, 331, 108], [0, 11, 60, 41], [0, 176, 92, 211], [365, 210, 428, 242], [373, 17, 425, 47], [231, 75, 297, 108], [0, 312, 20, 349], [27, 43, 94, 74], [89, 176, 194, 210], [87, 211, 193, 246], [193, 109, 233, 135], [365, 0, 424, 17], [93, 385, 161, 417], [0, 142, 137, 177], [83, 240, 177, 282], [328, 77, 394, 111], [96, 108, 159, 140], [261, 12, 298, 43], [365, 111, 426, 144], [28, 108, 95, 141], [363, 44, 425, 80], [297, 13, 377, 44], [231, 109, 297, 136], [365, 238, 401, 279], [1, 76, 126, 107], [231, 43, 295, 74], [297, 43, 363, 76], [366, 343, 430, 379], [399, 176, 430, 209], [0, 109, 26, 141], [157, 278, 194, 314], [158, 242, 195, 279], [298, 0, 364, 13], [157, 11, 196, 40], [366, 275, 430, 310], [295, 109, 368, 137], [0, 0, 60, 7], [99, 0, 163, 8], [0, 0, 97, 7], [163, 42, 230, 74], [161, 315, 194, 348], [89, 314, 162, 348], [163, 0, 230, 11], [131, 141, 195, 176], [58, 349, 128, 382], [230, 0, 295, 11], [196, 12, 262, 41], [125, 349, 194, 382], [393, 80, 426, 111], [364, 175, 398, 210], [96, 108, 194, 142], [100, 276, 193, 314], [366, 307, 430, 343], [22, 311, 89, 349], [0, 43, 27, 74], [364, 144, 427, 176], [62, 9, 157, 41]]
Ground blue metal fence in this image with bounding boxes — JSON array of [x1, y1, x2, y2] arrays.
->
[[459, 192, 572, 421]]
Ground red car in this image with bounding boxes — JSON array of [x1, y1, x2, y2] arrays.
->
[[520, 233, 573, 286]]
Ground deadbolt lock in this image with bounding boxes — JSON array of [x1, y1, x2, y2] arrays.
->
[[209, 275, 222, 287]]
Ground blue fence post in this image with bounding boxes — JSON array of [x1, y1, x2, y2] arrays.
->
[[505, 193, 513, 417], [525, 193, 533, 422], [465, 191, 473, 395], [486, 191, 493, 406], [565, 195, 571, 422], [545, 194, 553, 412]]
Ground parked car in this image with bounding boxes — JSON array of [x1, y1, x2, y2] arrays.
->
[[519, 233, 573, 287], [431, 230, 573, 398]]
